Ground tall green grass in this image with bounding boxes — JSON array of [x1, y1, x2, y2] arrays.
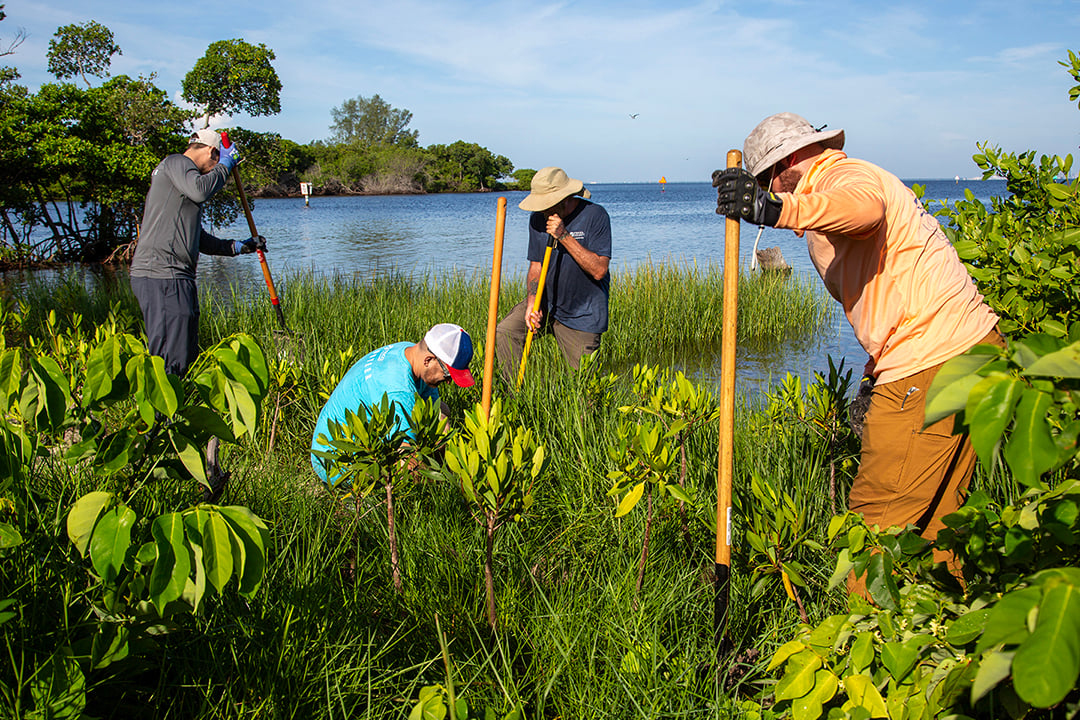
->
[[8, 264, 1004, 719]]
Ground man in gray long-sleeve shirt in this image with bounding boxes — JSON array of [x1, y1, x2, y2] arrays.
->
[[130, 128, 266, 376]]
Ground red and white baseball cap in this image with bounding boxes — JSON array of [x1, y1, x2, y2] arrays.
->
[[424, 323, 475, 388]]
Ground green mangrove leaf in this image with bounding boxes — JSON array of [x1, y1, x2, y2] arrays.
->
[[848, 632, 874, 674], [775, 650, 822, 702], [1003, 389, 1057, 488], [170, 429, 208, 489], [66, 491, 113, 556], [880, 641, 918, 682], [924, 351, 997, 426], [968, 375, 1022, 468], [975, 585, 1041, 653], [971, 649, 1014, 704], [790, 669, 839, 720], [946, 608, 990, 646], [201, 511, 234, 596], [1012, 582, 1080, 708], [217, 506, 269, 597], [767, 640, 809, 672], [841, 674, 888, 718], [149, 513, 189, 613], [88, 505, 136, 583], [615, 482, 645, 518], [1023, 340, 1080, 378]]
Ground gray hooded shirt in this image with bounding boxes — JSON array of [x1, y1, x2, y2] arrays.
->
[[130, 153, 235, 280]]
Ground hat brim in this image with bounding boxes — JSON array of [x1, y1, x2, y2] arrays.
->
[[448, 365, 475, 388], [747, 128, 845, 178], [518, 184, 590, 212]]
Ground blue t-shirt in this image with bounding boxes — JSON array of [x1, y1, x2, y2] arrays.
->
[[527, 199, 611, 333], [310, 342, 438, 483]]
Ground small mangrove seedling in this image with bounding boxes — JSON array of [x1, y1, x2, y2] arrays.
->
[[441, 400, 546, 630], [606, 416, 685, 601], [622, 364, 720, 548], [314, 395, 444, 593]]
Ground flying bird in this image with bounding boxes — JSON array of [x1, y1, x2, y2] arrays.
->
[[629, 113, 639, 119]]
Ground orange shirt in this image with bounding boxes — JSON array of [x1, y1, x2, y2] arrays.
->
[[776, 149, 999, 385]]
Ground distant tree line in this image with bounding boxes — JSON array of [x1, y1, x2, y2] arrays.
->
[[0, 10, 532, 267]]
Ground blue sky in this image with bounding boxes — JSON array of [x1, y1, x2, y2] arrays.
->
[[6, 0, 1080, 181]]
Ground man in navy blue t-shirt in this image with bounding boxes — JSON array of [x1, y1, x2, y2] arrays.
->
[[496, 167, 612, 380]]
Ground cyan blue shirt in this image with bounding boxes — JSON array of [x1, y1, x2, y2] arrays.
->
[[310, 342, 438, 483]]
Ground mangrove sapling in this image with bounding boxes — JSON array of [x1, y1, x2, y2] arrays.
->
[[314, 396, 444, 594], [763, 357, 858, 515], [0, 308, 272, 715], [606, 416, 684, 602], [440, 400, 546, 630], [622, 364, 720, 550]]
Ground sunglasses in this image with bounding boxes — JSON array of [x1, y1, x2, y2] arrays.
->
[[434, 355, 452, 381]]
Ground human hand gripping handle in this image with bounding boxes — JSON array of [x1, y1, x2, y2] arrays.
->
[[218, 139, 239, 172], [233, 235, 267, 255], [713, 167, 783, 226]]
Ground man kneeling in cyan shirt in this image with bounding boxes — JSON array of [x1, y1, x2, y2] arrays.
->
[[310, 323, 475, 485]]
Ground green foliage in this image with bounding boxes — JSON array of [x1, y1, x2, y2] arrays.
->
[[0, 73, 191, 262], [181, 39, 282, 123], [764, 329, 1080, 718], [924, 332, 1080, 490], [509, 168, 537, 191], [425, 141, 513, 192], [928, 59, 1080, 338], [0, 304, 271, 715], [46, 20, 121, 87], [441, 400, 546, 628], [330, 93, 419, 147]]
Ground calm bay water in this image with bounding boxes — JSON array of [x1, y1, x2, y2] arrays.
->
[[10, 179, 1007, 394]]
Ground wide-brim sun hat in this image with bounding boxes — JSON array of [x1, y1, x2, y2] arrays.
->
[[519, 167, 591, 212], [190, 128, 222, 150], [743, 112, 844, 179], [424, 323, 475, 388]]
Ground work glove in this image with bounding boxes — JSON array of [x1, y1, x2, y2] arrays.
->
[[233, 235, 266, 255], [218, 140, 239, 172], [712, 167, 782, 226]]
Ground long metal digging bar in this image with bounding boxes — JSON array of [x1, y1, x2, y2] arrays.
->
[[220, 131, 288, 333], [515, 233, 558, 388]]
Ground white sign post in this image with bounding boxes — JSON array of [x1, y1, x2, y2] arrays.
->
[[300, 182, 312, 206]]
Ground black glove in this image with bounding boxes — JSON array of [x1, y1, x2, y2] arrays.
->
[[233, 235, 267, 255], [712, 167, 783, 226], [848, 374, 875, 439]]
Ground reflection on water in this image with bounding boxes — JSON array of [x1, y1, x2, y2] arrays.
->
[[6, 180, 1008, 396]]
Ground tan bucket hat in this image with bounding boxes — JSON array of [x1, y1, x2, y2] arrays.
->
[[743, 113, 844, 179], [519, 167, 591, 212]]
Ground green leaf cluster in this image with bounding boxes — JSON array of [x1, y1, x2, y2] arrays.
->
[[924, 332, 1080, 490], [443, 401, 545, 526]]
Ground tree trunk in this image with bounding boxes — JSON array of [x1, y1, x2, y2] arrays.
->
[[485, 513, 497, 631], [678, 439, 691, 549], [386, 479, 402, 594], [634, 487, 653, 603]]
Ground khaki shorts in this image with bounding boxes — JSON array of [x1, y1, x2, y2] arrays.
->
[[849, 327, 1006, 546]]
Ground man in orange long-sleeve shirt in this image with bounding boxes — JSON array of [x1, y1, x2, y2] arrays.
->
[[713, 113, 1002, 566]]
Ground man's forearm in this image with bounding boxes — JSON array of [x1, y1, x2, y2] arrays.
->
[[553, 231, 609, 281]]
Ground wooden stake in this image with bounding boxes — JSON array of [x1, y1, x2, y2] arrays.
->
[[715, 149, 741, 654], [482, 197, 507, 419]]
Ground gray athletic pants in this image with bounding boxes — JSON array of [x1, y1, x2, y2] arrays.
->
[[131, 275, 199, 377]]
